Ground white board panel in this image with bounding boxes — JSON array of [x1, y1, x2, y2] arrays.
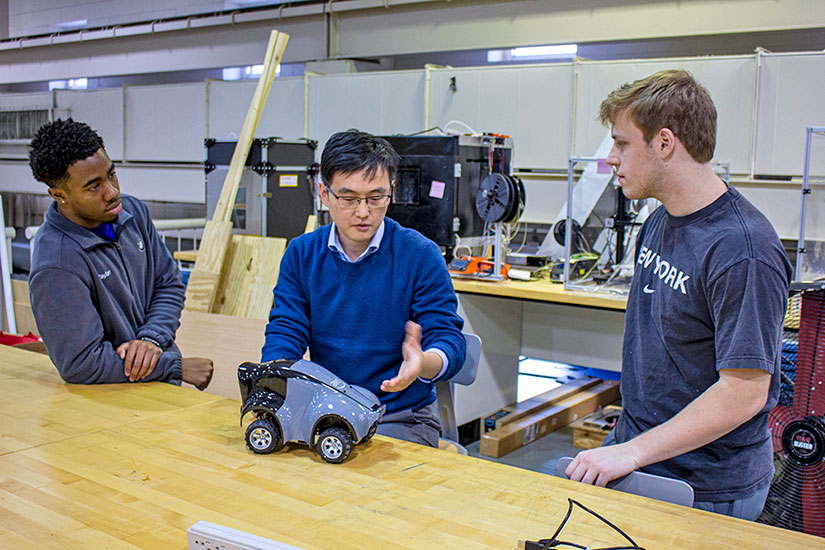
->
[[755, 53, 825, 177], [519, 178, 567, 225], [307, 70, 425, 155], [56, 89, 124, 160], [207, 80, 256, 139], [0, 161, 43, 194], [0, 161, 204, 204], [428, 64, 575, 169], [0, 92, 52, 110], [207, 77, 306, 140], [737, 184, 803, 240], [117, 165, 204, 204], [574, 56, 756, 174], [125, 83, 206, 162]]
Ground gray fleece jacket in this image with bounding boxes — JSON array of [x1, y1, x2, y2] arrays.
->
[[29, 194, 184, 384]]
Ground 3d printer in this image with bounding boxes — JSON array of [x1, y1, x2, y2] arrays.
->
[[380, 134, 514, 261]]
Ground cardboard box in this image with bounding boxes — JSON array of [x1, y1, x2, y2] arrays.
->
[[480, 380, 619, 458], [483, 375, 602, 432]]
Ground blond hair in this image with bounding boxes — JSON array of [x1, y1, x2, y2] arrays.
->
[[599, 70, 717, 163]]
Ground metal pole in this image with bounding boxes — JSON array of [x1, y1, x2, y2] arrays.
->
[[261, 141, 269, 236], [796, 127, 814, 281], [0, 197, 16, 334], [564, 159, 575, 288], [493, 221, 503, 279]]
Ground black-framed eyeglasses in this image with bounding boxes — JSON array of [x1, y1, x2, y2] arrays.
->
[[325, 185, 393, 210]]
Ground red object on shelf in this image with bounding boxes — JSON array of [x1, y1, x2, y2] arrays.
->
[[0, 331, 40, 346]]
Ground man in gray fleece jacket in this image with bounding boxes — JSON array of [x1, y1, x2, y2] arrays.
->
[[28, 118, 213, 389]]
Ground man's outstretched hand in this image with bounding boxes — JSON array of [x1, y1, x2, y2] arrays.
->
[[381, 321, 425, 393]]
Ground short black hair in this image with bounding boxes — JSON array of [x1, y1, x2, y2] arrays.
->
[[320, 129, 399, 187], [29, 118, 106, 187]]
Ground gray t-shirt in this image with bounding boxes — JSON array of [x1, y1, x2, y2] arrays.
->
[[615, 186, 791, 502]]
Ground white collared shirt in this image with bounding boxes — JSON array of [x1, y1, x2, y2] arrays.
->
[[327, 220, 385, 263], [326, 220, 449, 382]]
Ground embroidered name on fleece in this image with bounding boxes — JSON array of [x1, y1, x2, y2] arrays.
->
[[637, 245, 690, 295]]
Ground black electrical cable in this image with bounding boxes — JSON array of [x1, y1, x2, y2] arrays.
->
[[403, 127, 444, 136], [526, 498, 645, 550]]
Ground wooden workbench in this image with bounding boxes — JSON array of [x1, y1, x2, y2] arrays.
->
[[0, 345, 819, 549], [451, 278, 628, 311], [449, 278, 629, 426]]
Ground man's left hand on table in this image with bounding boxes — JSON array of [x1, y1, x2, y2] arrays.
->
[[565, 441, 641, 487], [118, 339, 162, 382]]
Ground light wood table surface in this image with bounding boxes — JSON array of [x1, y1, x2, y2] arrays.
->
[[1, 346, 820, 549], [176, 309, 266, 401], [451, 278, 628, 311]]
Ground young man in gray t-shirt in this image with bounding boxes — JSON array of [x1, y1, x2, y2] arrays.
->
[[564, 70, 791, 520]]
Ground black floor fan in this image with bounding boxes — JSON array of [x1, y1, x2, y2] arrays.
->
[[758, 286, 825, 536]]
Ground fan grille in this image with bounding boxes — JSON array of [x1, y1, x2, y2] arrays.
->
[[760, 289, 825, 537]]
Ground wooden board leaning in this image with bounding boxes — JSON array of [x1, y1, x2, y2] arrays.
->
[[184, 29, 289, 314]]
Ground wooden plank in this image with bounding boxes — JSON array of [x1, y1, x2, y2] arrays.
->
[[479, 380, 619, 458], [183, 219, 233, 313], [214, 234, 286, 320], [10, 279, 37, 336], [185, 29, 288, 313], [304, 214, 317, 234], [483, 375, 602, 431], [172, 249, 198, 263], [571, 405, 623, 449], [212, 31, 289, 223]]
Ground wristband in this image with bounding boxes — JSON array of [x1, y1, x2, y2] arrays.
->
[[140, 336, 161, 348]]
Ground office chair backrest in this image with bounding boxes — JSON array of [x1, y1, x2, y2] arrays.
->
[[555, 456, 695, 507], [436, 333, 482, 449]]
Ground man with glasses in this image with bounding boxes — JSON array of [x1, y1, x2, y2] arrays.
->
[[261, 129, 466, 447]]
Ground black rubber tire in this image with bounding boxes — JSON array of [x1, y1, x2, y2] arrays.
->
[[315, 427, 353, 463], [245, 418, 281, 454], [364, 422, 378, 442]]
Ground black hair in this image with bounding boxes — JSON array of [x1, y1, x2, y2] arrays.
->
[[29, 118, 106, 187], [320, 129, 400, 187]]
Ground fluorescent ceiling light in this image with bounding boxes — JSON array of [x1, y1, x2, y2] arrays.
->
[[246, 64, 264, 76], [49, 78, 88, 90], [50, 19, 88, 32], [225, 64, 280, 81], [223, 67, 242, 80], [511, 44, 578, 58]]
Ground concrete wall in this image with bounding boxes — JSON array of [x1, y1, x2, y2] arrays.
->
[[1, 1, 823, 84]]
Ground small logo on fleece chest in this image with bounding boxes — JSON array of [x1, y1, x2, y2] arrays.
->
[[98, 269, 112, 280], [137, 239, 145, 251]]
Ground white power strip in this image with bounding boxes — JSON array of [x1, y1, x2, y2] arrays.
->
[[187, 521, 307, 550]]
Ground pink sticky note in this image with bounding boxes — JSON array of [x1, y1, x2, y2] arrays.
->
[[429, 180, 446, 199], [597, 159, 611, 174]]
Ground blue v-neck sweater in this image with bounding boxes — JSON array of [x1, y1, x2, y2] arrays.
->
[[262, 218, 465, 414]]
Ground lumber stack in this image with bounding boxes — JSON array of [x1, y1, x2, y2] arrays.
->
[[480, 377, 619, 458], [570, 404, 623, 449], [184, 30, 289, 320]]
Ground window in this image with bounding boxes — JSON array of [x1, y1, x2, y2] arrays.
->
[[488, 44, 578, 64]]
